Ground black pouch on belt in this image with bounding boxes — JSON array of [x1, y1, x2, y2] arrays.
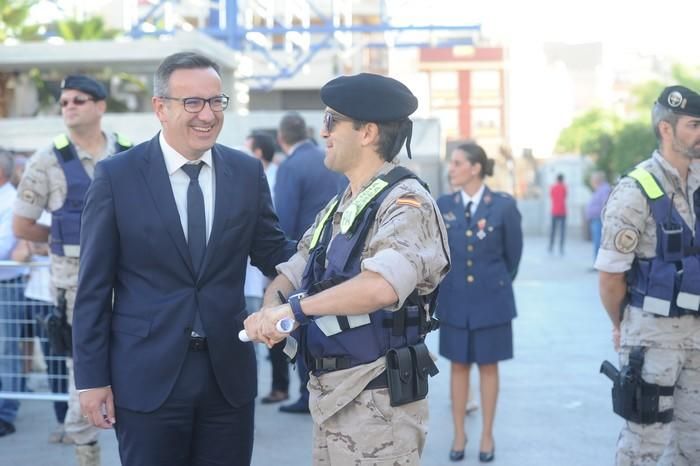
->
[[410, 342, 439, 401], [386, 347, 415, 407]]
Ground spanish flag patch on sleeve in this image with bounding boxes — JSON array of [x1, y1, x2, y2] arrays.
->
[[396, 196, 422, 208]]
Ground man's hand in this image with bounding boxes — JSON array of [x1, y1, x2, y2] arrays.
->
[[259, 303, 295, 348], [79, 387, 115, 429]]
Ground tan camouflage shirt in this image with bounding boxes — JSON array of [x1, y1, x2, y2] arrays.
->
[[14, 132, 118, 312], [277, 161, 450, 425], [595, 151, 700, 348]]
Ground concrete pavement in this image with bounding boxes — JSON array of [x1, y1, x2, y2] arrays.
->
[[1, 235, 622, 465]]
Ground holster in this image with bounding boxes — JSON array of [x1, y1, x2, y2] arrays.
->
[[45, 289, 72, 357], [607, 347, 675, 425], [385, 342, 439, 407]]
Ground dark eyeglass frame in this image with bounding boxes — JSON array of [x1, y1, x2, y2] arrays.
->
[[323, 111, 355, 133], [59, 96, 96, 107], [158, 94, 230, 113]]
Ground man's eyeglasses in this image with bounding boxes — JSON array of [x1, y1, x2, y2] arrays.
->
[[159, 94, 230, 113], [59, 96, 95, 107], [323, 111, 354, 133]]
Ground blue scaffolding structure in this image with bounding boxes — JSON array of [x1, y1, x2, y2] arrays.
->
[[126, 0, 481, 88]]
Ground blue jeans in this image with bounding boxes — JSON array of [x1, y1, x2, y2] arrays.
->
[[0, 276, 25, 425], [549, 215, 566, 254]]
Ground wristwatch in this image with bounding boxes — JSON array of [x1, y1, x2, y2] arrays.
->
[[288, 293, 310, 325]]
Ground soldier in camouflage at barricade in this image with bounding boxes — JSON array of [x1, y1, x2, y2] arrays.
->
[[597, 85, 700, 466], [244, 73, 450, 465], [13, 75, 132, 466]]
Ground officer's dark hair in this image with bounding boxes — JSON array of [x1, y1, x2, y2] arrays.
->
[[556, 173, 564, 182], [247, 132, 276, 163], [457, 142, 494, 179], [351, 120, 403, 162], [651, 102, 680, 143], [278, 112, 308, 145], [154, 52, 221, 97]]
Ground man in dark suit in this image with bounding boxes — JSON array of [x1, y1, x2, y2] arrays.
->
[[72, 52, 296, 466], [273, 112, 346, 413]]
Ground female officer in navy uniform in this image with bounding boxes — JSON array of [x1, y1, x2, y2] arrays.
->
[[436, 143, 523, 462]]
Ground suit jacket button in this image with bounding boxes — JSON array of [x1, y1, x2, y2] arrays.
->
[[467, 275, 474, 283], [467, 245, 474, 252], [466, 230, 473, 237], [467, 260, 473, 267]]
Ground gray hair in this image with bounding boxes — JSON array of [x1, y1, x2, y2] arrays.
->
[[278, 112, 308, 145], [651, 102, 680, 143], [0, 153, 15, 181], [153, 52, 221, 97]]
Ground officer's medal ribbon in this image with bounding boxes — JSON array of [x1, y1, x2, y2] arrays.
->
[[476, 219, 487, 240]]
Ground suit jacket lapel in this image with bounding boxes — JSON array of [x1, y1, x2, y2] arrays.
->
[[138, 135, 194, 275], [198, 145, 233, 281]]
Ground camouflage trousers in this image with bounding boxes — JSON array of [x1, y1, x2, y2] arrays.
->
[[616, 347, 700, 466], [312, 388, 428, 466], [65, 358, 101, 446]]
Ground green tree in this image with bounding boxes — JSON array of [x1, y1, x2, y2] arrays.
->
[[555, 108, 620, 155], [598, 122, 655, 177], [0, 0, 41, 42], [54, 16, 119, 41]]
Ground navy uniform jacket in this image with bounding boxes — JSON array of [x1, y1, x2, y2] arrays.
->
[[72, 135, 296, 412], [274, 140, 346, 241], [436, 186, 523, 329]]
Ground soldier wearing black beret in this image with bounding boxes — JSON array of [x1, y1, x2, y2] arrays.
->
[[596, 84, 700, 465], [246, 73, 450, 465]]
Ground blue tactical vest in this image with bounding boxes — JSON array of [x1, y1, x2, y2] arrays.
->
[[295, 166, 440, 374], [50, 133, 132, 257], [626, 167, 700, 317]]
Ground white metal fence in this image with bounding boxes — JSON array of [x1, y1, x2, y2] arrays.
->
[[0, 261, 69, 402]]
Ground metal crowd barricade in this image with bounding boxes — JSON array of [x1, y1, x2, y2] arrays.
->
[[0, 260, 69, 402]]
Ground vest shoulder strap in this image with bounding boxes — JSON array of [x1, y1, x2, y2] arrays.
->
[[53, 134, 76, 162], [309, 197, 340, 250], [626, 167, 665, 200]]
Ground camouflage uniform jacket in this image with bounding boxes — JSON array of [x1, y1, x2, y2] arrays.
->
[[277, 161, 450, 425], [14, 132, 118, 315], [595, 151, 700, 349]]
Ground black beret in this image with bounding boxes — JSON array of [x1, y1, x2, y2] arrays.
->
[[657, 85, 700, 118], [320, 73, 418, 122], [60, 75, 107, 100]]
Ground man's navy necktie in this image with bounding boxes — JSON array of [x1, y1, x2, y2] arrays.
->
[[182, 162, 206, 336]]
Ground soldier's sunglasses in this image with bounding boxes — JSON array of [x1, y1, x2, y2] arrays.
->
[[59, 96, 95, 107], [323, 111, 354, 133]]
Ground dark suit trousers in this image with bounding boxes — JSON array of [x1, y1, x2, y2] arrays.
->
[[114, 348, 254, 466]]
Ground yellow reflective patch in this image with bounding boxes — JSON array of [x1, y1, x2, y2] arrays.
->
[[340, 178, 389, 234], [53, 134, 69, 150], [627, 168, 664, 200], [115, 132, 132, 148], [309, 198, 338, 249]]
